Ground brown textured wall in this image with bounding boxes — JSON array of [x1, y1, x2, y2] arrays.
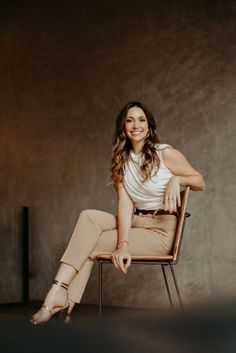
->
[[0, 0, 235, 307]]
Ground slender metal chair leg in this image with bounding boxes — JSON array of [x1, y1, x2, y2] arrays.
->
[[98, 260, 103, 316], [161, 264, 174, 308], [169, 263, 184, 309]]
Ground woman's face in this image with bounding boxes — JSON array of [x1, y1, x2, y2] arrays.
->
[[124, 106, 149, 144]]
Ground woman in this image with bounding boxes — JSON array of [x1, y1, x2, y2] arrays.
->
[[30, 101, 205, 325]]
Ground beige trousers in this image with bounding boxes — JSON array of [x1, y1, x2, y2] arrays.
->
[[60, 209, 178, 303]]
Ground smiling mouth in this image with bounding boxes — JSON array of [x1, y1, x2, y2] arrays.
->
[[131, 131, 143, 134]]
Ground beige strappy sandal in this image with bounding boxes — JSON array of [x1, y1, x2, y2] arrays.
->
[[30, 279, 70, 325]]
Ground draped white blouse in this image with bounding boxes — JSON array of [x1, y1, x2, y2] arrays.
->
[[123, 143, 181, 210]]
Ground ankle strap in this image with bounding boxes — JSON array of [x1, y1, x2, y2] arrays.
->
[[53, 279, 69, 290], [42, 304, 52, 316]]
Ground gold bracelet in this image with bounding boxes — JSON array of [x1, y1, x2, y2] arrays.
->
[[117, 240, 129, 248]]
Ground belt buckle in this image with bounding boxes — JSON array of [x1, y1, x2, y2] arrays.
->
[[135, 208, 143, 216]]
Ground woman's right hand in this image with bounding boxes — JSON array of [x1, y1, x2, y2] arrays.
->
[[164, 176, 181, 212], [111, 245, 132, 274]]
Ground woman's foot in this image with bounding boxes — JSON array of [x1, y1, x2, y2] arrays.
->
[[30, 280, 69, 325]]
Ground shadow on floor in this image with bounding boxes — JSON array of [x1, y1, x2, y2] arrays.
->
[[0, 299, 235, 353]]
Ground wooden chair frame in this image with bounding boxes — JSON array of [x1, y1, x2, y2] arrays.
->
[[96, 186, 191, 315]]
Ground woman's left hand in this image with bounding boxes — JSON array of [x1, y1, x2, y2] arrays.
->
[[164, 176, 181, 213], [111, 246, 131, 274]]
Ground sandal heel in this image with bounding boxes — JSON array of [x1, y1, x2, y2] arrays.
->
[[52, 305, 70, 322]]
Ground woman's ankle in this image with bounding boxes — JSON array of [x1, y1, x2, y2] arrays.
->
[[50, 280, 68, 293], [44, 283, 67, 305]]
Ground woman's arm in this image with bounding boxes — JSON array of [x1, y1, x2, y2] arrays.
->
[[111, 182, 133, 273], [115, 182, 134, 248], [161, 147, 206, 213], [162, 147, 206, 191]]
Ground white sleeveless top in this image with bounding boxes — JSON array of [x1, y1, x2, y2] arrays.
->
[[123, 143, 181, 210]]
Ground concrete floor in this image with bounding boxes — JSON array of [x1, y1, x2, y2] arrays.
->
[[0, 300, 235, 353]]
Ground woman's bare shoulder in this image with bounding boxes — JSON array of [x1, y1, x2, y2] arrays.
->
[[161, 146, 183, 161], [161, 147, 202, 177], [156, 143, 174, 151]]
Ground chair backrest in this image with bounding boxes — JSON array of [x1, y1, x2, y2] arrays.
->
[[171, 186, 191, 263]]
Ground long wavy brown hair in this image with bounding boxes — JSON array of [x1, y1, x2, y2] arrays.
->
[[108, 101, 163, 189]]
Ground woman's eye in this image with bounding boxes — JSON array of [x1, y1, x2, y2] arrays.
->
[[126, 119, 146, 122]]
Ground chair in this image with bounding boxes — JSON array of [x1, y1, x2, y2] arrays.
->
[[96, 186, 191, 315]]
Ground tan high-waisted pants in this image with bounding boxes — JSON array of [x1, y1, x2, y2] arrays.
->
[[60, 209, 178, 303]]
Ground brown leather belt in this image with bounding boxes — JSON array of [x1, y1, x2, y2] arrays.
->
[[135, 208, 179, 217]]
